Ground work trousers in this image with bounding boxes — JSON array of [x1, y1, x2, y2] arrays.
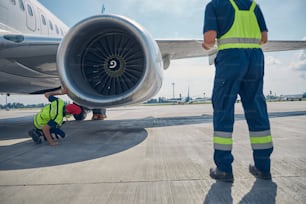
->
[[36, 127, 65, 139], [212, 48, 273, 173], [92, 108, 106, 115]]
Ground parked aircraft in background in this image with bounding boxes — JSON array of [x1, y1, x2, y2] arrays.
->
[[1, 0, 306, 119], [280, 94, 304, 101]]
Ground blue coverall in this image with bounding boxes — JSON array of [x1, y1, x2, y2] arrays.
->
[[203, 0, 273, 174]]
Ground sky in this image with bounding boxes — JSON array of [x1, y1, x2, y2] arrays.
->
[[1, 0, 306, 105]]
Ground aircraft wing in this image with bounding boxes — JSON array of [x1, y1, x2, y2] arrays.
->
[[262, 40, 306, 52], [157, 40, 214, 60], [157, 40, 306, 67]]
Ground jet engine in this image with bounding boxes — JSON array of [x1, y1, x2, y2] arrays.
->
[[57, 14, 163, 108]]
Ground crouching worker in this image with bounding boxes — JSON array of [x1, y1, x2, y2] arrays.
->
[[28, 94, 81, 146]]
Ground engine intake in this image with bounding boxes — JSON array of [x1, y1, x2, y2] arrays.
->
[[57, 15, 163, 108]]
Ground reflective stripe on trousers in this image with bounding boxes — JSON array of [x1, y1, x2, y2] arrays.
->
[[213, 131, 233, 151], [214, 130, 273, 151], [250, 130, 273, 150]]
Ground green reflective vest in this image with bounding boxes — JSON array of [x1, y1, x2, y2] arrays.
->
[[34, 98, 65, 130], [217, 0, 261, 50]]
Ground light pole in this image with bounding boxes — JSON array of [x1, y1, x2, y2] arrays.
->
[[5, 93, 9, 110], [171, 82, 175, 99]]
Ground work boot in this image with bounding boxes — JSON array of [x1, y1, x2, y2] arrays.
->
[[28, 129, 42, 144], [92, 114, 107, 120], [249, 164, 272, 180], [209, 167, 234, 183]]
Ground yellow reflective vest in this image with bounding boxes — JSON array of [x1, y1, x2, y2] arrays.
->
[[34, 98, 65, 130], [217, 0, 261, 50]]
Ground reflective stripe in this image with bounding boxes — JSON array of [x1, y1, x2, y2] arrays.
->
[[250, 132, 273, 150], [218, 38, 261, 45], [214, 131, 232, 138], [218, 43, 260, 50], [251, 142, 273, 150], [250, 136, 272, 144], [249, 130, 271, 137], [214, 136, 233, 145], [214, 143, 232, 151], [213, 131, 233, 150], [213, 136, 233, 150]]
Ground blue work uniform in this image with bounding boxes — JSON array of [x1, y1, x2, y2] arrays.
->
[[203, 0, 273, 174]]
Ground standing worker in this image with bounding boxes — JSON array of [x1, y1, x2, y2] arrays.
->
[[202, 0, 273, 182], [28, 91, 81, 146]]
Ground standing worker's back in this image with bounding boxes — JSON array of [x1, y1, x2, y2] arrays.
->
[[202, 0, 273, 182]]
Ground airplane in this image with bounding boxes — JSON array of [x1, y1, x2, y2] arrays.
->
[[280, 94, 304, 101], [1, 0, 306, 120]]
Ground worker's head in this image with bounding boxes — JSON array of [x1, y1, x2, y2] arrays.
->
[[65, 104, 82, 115]]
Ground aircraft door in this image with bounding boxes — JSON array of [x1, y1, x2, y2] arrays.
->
[[0, 1, 8, 24], [37, 8, 48, 35], [24, 1, 36, 31]]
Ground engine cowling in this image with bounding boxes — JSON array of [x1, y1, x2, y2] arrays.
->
[[57, 14, 163, 108]]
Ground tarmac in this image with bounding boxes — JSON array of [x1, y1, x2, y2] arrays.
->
[[0, 101, 306, 204]]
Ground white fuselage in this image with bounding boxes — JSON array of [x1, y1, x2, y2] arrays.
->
[[0, 0, 68, 36]]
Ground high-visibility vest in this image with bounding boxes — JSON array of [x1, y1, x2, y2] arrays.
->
[[217, 0, 261, 50], [34, 99, 65, 130]]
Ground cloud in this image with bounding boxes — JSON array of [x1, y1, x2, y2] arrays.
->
[[117, 0, 206, 15], [289, 41, 306, 79], [290, 51, 306, 71], [265, 55, 281, 65], [99, 0, 207, 40]]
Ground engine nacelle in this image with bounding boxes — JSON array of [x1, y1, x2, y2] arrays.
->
[[57, 14, 163, 108]]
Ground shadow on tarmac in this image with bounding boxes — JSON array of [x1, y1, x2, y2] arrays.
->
[[0, 110, 305, 171], [0, 114, 212, 170], [0, 128, 148, 170], [203, 179, 277, 204], [238, 179, 277, 204], [203, 181, 233, 204]]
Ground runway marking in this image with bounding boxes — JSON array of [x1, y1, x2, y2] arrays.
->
[[0, 138, 30, 146]]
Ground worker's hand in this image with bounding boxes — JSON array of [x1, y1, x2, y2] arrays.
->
[[202, 42, 210, 50], [44, 92, 51, 99], [61, 87, 68, 94], [203, 31, 217, 50], [42, 125, 58, 146], [49, 141, 58, 146], [44, 87, 68, 99]]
